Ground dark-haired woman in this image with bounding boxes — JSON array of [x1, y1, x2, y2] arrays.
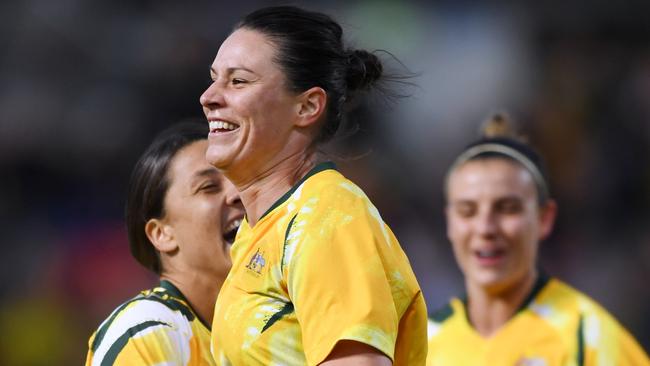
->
[[426, 114, 650, 365], [200, 6, 427, 366], [85, 121, 244, 366]]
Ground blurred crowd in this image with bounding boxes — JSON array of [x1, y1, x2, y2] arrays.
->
[[1, 0, 648, 364]]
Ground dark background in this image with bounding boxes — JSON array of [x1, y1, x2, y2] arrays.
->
[[1, 0, 648, 364]]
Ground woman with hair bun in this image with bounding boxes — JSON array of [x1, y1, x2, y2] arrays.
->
[[200, 6, 427, 366], [427, 113, 650, 365]]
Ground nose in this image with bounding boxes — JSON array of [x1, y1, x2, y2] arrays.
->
[[475, 209, 498, 238], [200, 81, 225, 110]]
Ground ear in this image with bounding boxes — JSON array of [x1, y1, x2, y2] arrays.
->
[[145, 218, 178, 253], [538, 199, 558, 241], [294, 86, 327, 128]]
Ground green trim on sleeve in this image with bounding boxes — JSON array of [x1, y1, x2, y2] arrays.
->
[[577, 314, 585, 366], [281, 214, 298, 272], [93, 280, 204, 354], [259, 161, 337, 221], [261, 302, 295, 333], [101, 320, 171, 366], [91, 297, 143, 352]]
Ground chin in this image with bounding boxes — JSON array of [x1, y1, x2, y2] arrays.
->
[[471, 268, 512, 291], [206, 154, 230, 170]]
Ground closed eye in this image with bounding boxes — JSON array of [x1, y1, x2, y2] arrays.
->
[[199, 183, 222, 193], [454, 202, 476, 218], [496, 199, 523, 214]]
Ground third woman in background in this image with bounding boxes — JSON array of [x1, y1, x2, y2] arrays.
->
[[427, 113, 650, 365]]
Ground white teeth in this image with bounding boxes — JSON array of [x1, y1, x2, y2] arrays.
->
[[477, 250, 500, 258], [209, 121, 238, 131], [225, 219, 242, 233]]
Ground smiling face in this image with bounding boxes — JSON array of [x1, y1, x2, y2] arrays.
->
[[446, 158, 556, 295], [157, 140, 244, 279], [199, 28, 308, 182]]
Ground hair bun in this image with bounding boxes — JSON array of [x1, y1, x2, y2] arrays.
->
[[346, 49, 383, 92], [481, 111, 521, 139]]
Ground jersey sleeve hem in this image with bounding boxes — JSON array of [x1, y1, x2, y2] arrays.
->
[[306, 324, 395, 366]]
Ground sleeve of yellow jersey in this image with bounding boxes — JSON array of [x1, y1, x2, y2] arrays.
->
[[85, 303, 188, 366], [582, 306, 650, 366], [285, 183, 400, 366]]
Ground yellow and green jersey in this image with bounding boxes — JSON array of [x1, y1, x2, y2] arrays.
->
[[427, 275, 650, 366], [212, 162, 428, 366], [85, 280, 214, 366]]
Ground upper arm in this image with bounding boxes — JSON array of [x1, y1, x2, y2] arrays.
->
[[319, 340, 392, 366], [285, 185, 404, 365]]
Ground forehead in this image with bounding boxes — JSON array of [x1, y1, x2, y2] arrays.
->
[[447, 158, 537, 200], [168, 140, 214, 182], [213, 28, 278, 70]]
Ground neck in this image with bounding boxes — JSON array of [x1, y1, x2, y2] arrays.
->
[[160, 271, 225, 327], [236, 151, 316, 226], [465, 269, 537, 337]]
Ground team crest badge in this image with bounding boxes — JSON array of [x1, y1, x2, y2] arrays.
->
[[245, 248, 266, 275]]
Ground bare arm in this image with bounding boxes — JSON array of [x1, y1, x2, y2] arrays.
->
[[319, 340, 392, 366]]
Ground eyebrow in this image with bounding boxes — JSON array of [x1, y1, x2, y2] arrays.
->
[[194, 168, 219, 178], [209, 66, 256, 76], [450, 195, 523, 204], [496, 195, 524, 202]]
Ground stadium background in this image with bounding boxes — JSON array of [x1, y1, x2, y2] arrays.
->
[[1, 0, 648, 364]]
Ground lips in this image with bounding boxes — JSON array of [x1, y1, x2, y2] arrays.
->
[[474, 248, 506, 266]]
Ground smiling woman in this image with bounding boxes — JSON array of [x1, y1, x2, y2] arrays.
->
[[426, 113, 650, 366], [199, 6, 427, 366], [85, 121, 245, 366]]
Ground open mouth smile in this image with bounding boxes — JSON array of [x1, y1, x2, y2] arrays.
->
[[222, 218, 243, 246], [209, 120, 240, 134]]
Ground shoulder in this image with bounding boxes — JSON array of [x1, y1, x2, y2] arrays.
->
[[88, 289, 192, 362], [297, 167, 366, 203], [547, 279, 650, 362], [284, 167, 376, 230], [536, 278, 614, 320], [534, 278, 633, 342]]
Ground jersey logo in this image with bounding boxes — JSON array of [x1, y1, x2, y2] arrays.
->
[[245, 248, 266, 275]]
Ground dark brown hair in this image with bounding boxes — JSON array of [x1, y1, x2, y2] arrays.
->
[[236, 6, 384, 144], [125, 121, 208, 274]]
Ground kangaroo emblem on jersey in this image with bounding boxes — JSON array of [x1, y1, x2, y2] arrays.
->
[[245, 248, 266, 275]]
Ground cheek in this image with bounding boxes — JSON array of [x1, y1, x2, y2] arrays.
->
[[501, 217, 538, 257], [448, 215, 469, 237], [500, 217, 529, 239], [448, 218, 471, 253], [190, 200, 224, 233]]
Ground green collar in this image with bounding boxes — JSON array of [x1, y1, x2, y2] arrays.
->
[[258, 161, 337, 221], [159, 279, 186, 301], [461, 270, 551, 326]]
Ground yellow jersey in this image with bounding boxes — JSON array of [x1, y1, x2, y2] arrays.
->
[[85, 280, 214, 366], [212, 162, 428, 365], [427, 275, 650, 366]]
